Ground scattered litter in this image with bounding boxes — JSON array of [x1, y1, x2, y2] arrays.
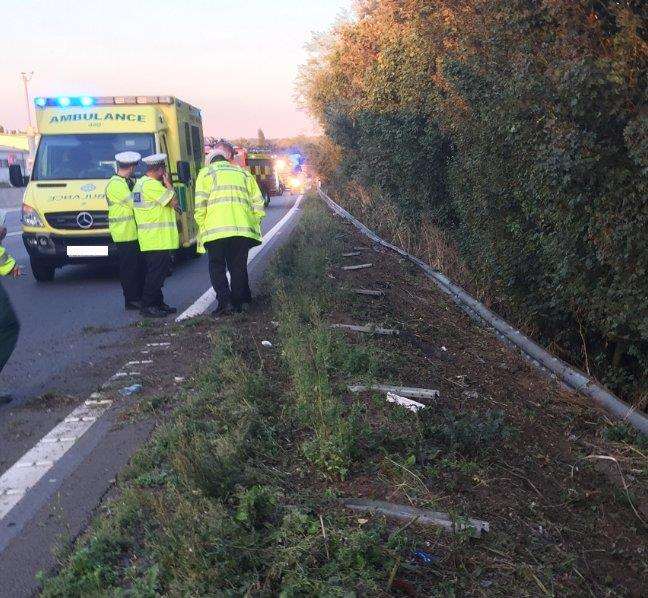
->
[[271, 321, 279, 327], [111, 372, 128, 379], [330, 323, 400, 336], [357, 518, 369, 524], [174, 376, 185, 383], [413, 550, 440, 566], [462, 390, 479, 400], [85, 399, 113, 407], [342, 251, 362, 257], [261, 340, 273, 348], [126, 360, 153, 366], [89, 392, 102, 400], [387, 392, 426, 413], [119, 384, 142, 397], [342, 263, 373, 271], [349, 384, 440, 400], [441, 346, 448, 352], [352, 289, 384, 297], [344, 499, 489, 538], [147, 342, 171, 348]]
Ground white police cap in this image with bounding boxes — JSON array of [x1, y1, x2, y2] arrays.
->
[[115, 151, 141, 165], [142, 153, 167, 167]]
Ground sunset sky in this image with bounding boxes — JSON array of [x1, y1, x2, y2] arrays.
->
[[0, 0, 350, 138]]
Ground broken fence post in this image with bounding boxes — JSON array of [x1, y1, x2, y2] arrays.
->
[[344, 499, 489, 538], [330, 323, 400, 336], [342, 263, 373, 271], [386, 392, 426, 412], [348, 384, 440, 400], [352, 289, 384, 297], [342, 251, 362, 257]]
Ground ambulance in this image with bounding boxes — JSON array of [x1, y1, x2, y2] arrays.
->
[[21, 95, 203, 281]]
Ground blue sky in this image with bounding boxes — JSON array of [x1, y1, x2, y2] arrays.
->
[[0, 0, 350, 137]]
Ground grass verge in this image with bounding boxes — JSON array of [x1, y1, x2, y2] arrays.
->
[[41, 197, 647, 596]]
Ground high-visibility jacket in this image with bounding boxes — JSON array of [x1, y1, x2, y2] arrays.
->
[[194, 160, 265, 254], [106, 175, 137, 243], [0, 246, 16, 276], [132, 176, 179, 252]]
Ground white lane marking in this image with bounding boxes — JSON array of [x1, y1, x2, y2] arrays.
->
[[177, 194, 303, 322], [6, 231, 22, 238], [0, 400, 113, 519]]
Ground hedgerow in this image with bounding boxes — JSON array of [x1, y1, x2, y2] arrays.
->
[[298, 0, 647, 405]]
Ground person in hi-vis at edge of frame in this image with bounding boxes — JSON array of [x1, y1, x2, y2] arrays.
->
[[0, 219, 21, 404]]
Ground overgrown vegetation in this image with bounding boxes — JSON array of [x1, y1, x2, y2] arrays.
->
[[41, 200, 646, 595], [298, 0, 648, 407]]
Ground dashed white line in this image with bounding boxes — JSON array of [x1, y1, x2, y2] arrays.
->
[[0, 399, 113, 519]]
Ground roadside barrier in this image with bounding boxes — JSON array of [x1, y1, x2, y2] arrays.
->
[[318, 189, 648, 436]]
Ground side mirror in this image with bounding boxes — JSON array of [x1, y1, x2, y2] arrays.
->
[[177, 161, 191, 186], [9, 164, 26, 188]]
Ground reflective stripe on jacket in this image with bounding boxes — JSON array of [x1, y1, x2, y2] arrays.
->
[[106, 175, 137, 242], [132, 176, 179, 252], [194, 160, 265, 254], [0, 246, 16, 276]]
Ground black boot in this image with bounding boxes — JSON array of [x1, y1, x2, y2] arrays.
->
[[140, 306, 168, 319]]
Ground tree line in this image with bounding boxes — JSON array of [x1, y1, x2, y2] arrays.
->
[[298, 0, 647, 407]]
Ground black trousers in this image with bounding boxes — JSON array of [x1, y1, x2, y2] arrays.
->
[[116, 240, 145, 304], [205, 237, 257, 309], [0, 282, 19, 376], [141, 250, 171, 308]]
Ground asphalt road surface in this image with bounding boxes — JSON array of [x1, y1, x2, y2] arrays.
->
[[0, 192, 302, 596], [1, 195, 296, 401]]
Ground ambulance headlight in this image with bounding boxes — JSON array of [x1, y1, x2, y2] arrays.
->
[[57, 96, 71, 107], [21, 204, 44, 228]]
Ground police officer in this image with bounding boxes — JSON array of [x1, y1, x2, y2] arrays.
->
[[106, 151, 145, 310], [132, 154, 180, 318], [195, 141, 265, 316], [0, 227, 21, 404]]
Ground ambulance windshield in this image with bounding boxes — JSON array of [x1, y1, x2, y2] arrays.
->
[[33, 133, 156, 181]]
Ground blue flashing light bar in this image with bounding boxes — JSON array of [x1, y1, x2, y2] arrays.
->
[[33, 95, 176, 109]]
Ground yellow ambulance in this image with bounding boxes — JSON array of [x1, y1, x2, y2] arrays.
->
[[21, 95, 203, 281]]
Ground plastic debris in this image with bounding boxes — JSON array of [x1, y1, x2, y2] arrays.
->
[[261, 340, 273, 348], [344, 499, 489, 537], [174, 377, 185, 383], [462, 390, 479, 400], [349, 384, 440, 400], [119, 384, 142, 397], [330, 323, 399, 336], [387, 392, 426, 413], [413, 550, 440, 566], [342, 263, 373, 271]]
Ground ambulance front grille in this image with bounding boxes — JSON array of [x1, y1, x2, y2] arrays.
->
[[45, 211, 109, 230]]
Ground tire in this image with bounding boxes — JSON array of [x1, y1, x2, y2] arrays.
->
[[263, 191, 271, 208], [30, 258, 56, 282]]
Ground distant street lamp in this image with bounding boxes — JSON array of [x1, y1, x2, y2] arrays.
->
[[20, 71, 36, 162]]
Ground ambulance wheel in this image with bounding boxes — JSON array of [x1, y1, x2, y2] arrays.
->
[[263, 191, 271, 207], [30, 258, 56, 282]]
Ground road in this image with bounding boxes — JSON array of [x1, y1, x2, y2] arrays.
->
[[1, 195, 295, 401], [0, 191, 302, 595]]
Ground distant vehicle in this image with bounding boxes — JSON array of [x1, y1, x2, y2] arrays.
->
[[22, 95, 204, 281], [246, 148, 282, 207]]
